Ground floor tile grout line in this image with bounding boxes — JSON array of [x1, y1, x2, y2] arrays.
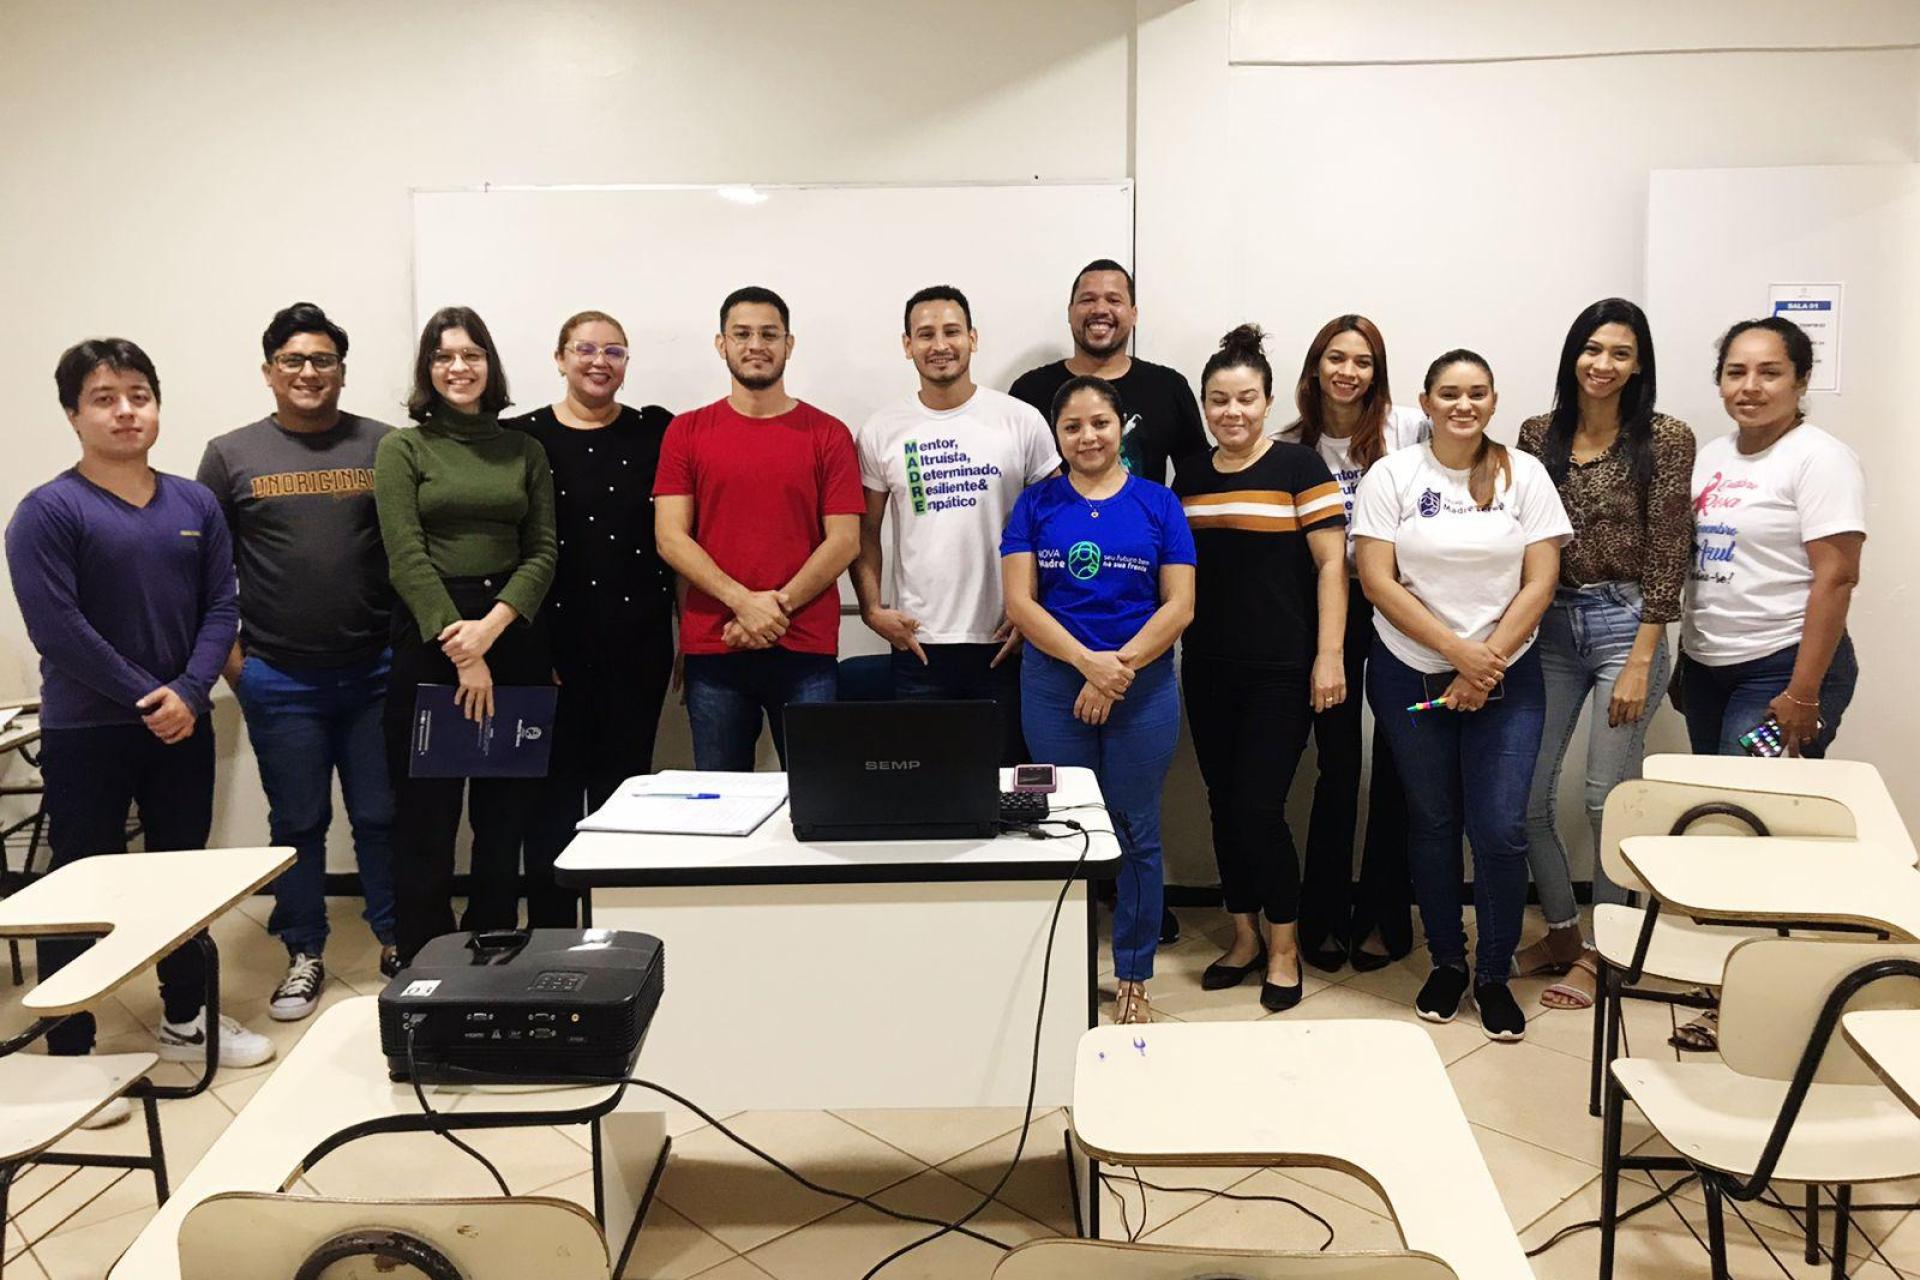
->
[[825, 1106, 1035, 1170]]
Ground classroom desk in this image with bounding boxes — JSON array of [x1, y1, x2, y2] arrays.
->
[[1642, 754, 1915, 866], [1618, 836, 1920, 939], [555, 767, 1121, 1112], [109, 997, 655, 1280], [1070, 1021, 1530, 1280], [1843, 1009, 1920, 1119]]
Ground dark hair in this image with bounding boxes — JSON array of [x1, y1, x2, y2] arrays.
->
[[1423, 348, 1509, 510], [719, 286, 790, 332], [1070, 258, 1134, 305], [1540, 298, 1658, 502], [902, 285, 972, 334], [555, 309, 626, 355], [1202, 324, 1274, 398], [55, 338, 160, 412], [261, 302, 349, 362], [1291, 314, 1393, 472], [407, 306, 511, 422], [1714, 316, 1814, 383], [1049, 374, 1125, 428]]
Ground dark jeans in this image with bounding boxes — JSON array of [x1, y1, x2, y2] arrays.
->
[[1182, 654, 1313, 924], [383, 577, 552, 963], [38, 721, 215, 1054], [1678, 634, 1858, 758], [526, 626, 675, 929], [682, 648, 839, 771], [1022, 651, 1180, 982], [890, 643, 1027, 765], [1301, 594, 1412, 956], [236, 652, 397, 957], [1368, 640, 1545, 984]]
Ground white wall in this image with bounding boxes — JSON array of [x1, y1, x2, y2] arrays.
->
[[3, 0, 1917, 888]]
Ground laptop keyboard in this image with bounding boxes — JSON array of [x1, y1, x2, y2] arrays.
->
[[998, 791, 1050, 825]]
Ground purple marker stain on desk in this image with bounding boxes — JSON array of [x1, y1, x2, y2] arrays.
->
[[1132, 1035, 1147, 1057]]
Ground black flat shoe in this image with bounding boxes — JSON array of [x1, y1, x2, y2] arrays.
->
[[1303, 940, 1347, 974], [1348, 946, 1395, 973], [1261, 972, 1304, 1012], [1159, 908, 1181, 946], [1200, 949, 1267, 991]]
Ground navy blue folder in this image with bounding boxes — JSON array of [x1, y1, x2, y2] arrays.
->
[[408, 684, 558, 778]]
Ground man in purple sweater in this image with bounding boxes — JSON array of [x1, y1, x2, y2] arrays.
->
[[5, 338, 273, 1079]]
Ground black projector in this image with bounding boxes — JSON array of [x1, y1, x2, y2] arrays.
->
[[378, 928, 663, 1083]]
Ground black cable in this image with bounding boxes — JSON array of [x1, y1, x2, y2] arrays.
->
[[405, 1019, 511, 1196], [1523, 1173, 1697, 1256], [1755, 1188, 1912, 1279], [1103, 1174, 1338, 1251]]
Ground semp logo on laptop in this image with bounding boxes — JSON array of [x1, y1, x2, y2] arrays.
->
[[863, 759, 922, 771]]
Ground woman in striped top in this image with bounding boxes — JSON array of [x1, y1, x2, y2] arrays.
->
[[1173, 325, 1349, 1012]]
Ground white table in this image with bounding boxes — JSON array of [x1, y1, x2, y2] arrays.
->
[[556, 766, 1120, 1111], [1643, 755, 1915, 866], [1843, 1009, 1920, 1118], [1071, 1021, 1530, 1280], [110, 997, 653, 1280], [1618, 836, 1920, 939]]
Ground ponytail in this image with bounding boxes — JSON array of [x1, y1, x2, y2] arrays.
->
[[1469, 438, 1512, 510]]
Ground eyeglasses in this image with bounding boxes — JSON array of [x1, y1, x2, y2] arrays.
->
[[567, 342, 629, 363], [430, 348, 489, 368], [272, 353, 342, 372]]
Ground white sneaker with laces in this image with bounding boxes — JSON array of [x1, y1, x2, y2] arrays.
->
[[270, 953, 325, 1022], [80, 1096, 132, 1129], [155, 1011, 276, 1069]]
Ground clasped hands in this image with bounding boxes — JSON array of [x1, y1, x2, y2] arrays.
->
[[1071, 649, 1135, 726], [1439, 639, 1507, 713], [722, 589, 792, 650], [438, 614, 509, 722]]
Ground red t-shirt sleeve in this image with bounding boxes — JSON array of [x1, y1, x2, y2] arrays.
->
[[815, 415, 867, 517], [652, 413, 695, 497]]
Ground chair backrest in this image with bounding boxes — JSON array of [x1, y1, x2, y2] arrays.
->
[[1598, 779, 1855, 894], [990, 1238, 1458, 1280], [1719, 938, 1920, 1084], [178, 1192, 611, 1280]]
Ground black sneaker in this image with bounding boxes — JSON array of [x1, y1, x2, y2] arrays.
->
[[1475, 980, 1527, 1042], [1159, 908, 1181, 945], [269, 953, 324, 1022], [1414, 964, 1470, 1023], [379, 945, 403, 979]]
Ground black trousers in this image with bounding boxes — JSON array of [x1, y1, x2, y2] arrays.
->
[[1182, 654, 1314, 925], [524, 623, 676, 929], [383, 577, 552, 962], [38, 721, 214, 1054], [1298, 594, 1414, 956]]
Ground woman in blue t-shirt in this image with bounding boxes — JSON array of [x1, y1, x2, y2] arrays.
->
[[1001, 376, 1196, 1024]]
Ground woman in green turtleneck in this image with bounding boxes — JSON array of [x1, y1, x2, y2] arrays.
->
[[375, 306, 557, 964]]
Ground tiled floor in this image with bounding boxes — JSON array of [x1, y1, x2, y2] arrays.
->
[[3, 899, 1914, 1278]]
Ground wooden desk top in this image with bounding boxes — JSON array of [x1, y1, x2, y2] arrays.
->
[[0, 847, 292, 1015], [1643, 755, 1915, 866], [1071, 1021, 1529, 1280], [1619, 836, 1920, 938]]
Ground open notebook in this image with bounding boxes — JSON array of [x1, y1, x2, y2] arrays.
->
[[576, 770, 789, 837]]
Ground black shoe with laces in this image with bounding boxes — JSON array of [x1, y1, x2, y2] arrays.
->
[[1474, 979, 1527, 1042], [1414, 964, 1470, 1023]]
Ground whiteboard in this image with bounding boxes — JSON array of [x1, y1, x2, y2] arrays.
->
[[413, 181, 1132, 635]]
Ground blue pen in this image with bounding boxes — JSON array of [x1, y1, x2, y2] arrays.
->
[[645, 791, 722, 800]]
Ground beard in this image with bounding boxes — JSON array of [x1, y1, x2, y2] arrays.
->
[[1074, 320, 1130, 359], [919, 359, 967, 386], [728, 354, 786, 390]]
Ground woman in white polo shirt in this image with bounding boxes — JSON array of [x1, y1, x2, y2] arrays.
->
[[1680, 315, 1864, 758], [1352, 349, 1571, 1041]]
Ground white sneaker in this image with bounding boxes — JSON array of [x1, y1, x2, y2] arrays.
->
[[80, 1096, 132, 1129], [269, 953, 325, 1022], [155, 1011, 276, 1068]]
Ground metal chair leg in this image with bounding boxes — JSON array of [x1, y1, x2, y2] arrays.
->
[[1599, 1070, 1625, 1280], [1805, 1184, 1820, 1264], [1829, 1184, 1852, 1278], [1703, 1179, 1730, 1280], [1590, 954, 1611, 1117]]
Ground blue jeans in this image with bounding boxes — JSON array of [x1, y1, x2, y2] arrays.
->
[[1021, 651, 1179, 983], [683, 649, 839, 771], [1678, 634, 1858, 758], [1524, 585, 1670, 925], [891, 643, 1027, 765], [1368, 641, 1545, 983], [236, 653, 397, 956]]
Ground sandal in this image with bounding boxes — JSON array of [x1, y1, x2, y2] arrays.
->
[[1540, 950, 1598, 1010], [1116, 982, 1154, 1025], [1669, 1007, 1719, 1053]]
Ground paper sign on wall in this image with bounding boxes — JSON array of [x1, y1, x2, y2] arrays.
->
[[1767, 283, 1842, 393]]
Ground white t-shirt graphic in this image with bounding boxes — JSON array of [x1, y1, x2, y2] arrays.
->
[[1351, 443, 1572, 674], [856, 386, 1057, 644], [1275, 405, 1428, 567], [1684, 423, 1866, 666]]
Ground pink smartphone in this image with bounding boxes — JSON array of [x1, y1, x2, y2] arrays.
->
[[1011, 764, 1058, 794]]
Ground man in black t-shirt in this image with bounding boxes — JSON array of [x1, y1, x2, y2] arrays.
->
[[1008, 258, 1208, 486]]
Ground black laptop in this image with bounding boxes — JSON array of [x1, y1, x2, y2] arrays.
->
[[784, 700, 1001, 841]]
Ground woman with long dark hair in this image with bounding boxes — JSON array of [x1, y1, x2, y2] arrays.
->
[[1274, 315, 1426, 972], [1353, 350, 1570, 1041], [376, 306, 557, 963], [1513, 299, 1694, 1010]]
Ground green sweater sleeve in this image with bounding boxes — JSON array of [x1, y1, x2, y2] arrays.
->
[[374, 431, 462, 640], [495, 438, 557, 623]]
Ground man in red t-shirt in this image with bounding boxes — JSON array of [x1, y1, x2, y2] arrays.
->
[[654, 286, 864, 769]]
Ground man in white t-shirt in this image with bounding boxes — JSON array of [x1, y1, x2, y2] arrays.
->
[[853, 285, 1058, 762]]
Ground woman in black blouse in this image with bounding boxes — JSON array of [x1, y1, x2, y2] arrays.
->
[[508, 310, 674, 927]]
